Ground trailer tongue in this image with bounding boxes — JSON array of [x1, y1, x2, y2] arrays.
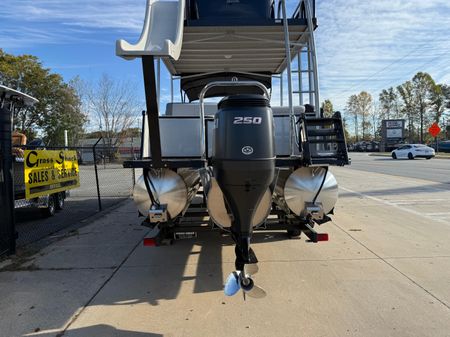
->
[[117, 0, 349, 299]]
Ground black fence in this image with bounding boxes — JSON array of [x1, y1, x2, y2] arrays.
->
[[3, 143, 139, 253]]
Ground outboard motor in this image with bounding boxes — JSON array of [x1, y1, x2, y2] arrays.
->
[[213, 94, 275, 273]]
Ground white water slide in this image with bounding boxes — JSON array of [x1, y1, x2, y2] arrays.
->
[[116, 0, 311, 76], [116, 0, 185, 60]]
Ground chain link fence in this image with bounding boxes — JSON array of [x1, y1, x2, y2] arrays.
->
[[12, 143, 138, 248]]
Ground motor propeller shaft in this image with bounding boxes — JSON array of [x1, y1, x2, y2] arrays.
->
[[224, 263, 266, 299]]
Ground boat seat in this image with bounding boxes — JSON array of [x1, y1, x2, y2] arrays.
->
[[165, 102, 218, 116], [166, 102, 305, 117]]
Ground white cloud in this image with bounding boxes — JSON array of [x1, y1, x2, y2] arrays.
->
[[315, 0, 450, 109], [1, 0, 449, 112], [0, 0, 146, 30]]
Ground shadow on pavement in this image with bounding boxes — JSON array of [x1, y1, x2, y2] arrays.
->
[[86, 231, 293, 306], [34, 324, 163, 337], [15, 197, 127, 246]]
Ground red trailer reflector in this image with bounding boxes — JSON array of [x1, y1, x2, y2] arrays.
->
[[143, 238, 157, 247], [317, 233, 329, 242]]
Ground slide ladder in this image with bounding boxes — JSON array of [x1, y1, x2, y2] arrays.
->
[[116, 0, 185, 60]]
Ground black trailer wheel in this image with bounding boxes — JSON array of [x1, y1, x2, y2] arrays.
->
[[408, 152, 414, 160], [55, 192, 65, 210], [287, 229, 302, 238], [42, 195, 56, 217]]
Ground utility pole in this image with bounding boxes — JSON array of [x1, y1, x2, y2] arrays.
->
[[64, 130, 68, 148]]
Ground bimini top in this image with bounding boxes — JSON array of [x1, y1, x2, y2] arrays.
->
[[0, 84, 39, 107], [117, 0, 315, 75]]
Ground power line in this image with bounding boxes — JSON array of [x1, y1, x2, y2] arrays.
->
[[364, 50, 450, 96], [338, 42, 450, 96]]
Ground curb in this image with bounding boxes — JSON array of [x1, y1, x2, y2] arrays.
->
[[368, 153, 450, 160]]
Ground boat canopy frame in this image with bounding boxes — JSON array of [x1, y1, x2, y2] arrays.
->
[[118, 0, 321, 168]]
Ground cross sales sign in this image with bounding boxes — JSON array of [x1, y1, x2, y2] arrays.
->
[[24, 150, 80, 199]]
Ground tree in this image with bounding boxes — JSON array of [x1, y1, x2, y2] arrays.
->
[[346, 95, 360, 141], [321, 99, 334, 117], [379, 87, 400, 120], [0, 49, 87, 145], [358, 92, 373, 140], [430, 84, 447, 124], [346, 92, 373, 141], [83, 74, 141, 158], [342, 117, 352, 143], [412, 72, 435, 143], [397, 81, 417, 143], [371, 101, 382, 139]]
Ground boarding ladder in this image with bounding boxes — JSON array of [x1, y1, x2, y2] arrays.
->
[[277, 0, 349, 166]]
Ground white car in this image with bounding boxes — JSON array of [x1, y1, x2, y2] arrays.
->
[[391, 144, 435, 160]]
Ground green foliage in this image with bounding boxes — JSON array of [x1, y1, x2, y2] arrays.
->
[[0, 49, 87, 146], [395, 72, 449, 142], [321, 99, 334, 117], [379, 87, 400, 120], [346, 91, 373, 141], [345, 72, 450, 143]]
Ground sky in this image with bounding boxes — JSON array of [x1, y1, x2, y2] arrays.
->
[[1, 0, 450, 121]]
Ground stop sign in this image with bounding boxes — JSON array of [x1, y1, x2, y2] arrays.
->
[[429, 122, 441, 137]]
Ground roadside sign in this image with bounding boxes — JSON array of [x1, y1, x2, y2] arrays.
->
[[24, 150, 80, 199], [428, 123, 441, 138]]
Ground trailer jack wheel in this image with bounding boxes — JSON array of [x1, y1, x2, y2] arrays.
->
[[56, 192, 65, 210], [42, 195, 56, 217], [287, 229, 301, 238]]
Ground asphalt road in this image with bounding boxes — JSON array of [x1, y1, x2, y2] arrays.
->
[[347, 152, 450, 185]]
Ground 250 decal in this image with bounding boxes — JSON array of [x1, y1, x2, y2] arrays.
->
[[233, 117, 262, 125]]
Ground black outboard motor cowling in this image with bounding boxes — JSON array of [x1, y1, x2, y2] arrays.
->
[[213, 94, 275, 270]]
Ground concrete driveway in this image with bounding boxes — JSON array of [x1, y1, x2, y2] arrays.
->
[[1, 164, 450, 337]]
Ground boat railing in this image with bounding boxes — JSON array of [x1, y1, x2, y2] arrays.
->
[[277, 0, 315, 20], [198, 81, 271, 160]]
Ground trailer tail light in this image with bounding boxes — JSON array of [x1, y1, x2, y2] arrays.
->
[[143, 238, 157, 246], [317, 233, 329, 242]]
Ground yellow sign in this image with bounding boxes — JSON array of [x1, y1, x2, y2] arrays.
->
[[24, 150, 80, 199]]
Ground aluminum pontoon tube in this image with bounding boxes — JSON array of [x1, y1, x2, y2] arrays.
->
[[273, 167, 338, 217], [133, 168, 201, 219]]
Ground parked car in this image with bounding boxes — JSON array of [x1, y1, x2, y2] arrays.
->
[[431, 140, 450, 153], [353, 141, 367, 152], [351, 141, 379, 152], [391, 144, 435, 160], [365, 141, 380, 152]]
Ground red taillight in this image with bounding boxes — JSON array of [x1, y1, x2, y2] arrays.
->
[[143, 238, 157, 246], [317, 233, 329, 242]]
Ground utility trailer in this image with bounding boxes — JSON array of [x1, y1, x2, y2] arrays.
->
[[0, 85, 80, 218], [13, 153, 68, 217], [117, 0, 349, 297]]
